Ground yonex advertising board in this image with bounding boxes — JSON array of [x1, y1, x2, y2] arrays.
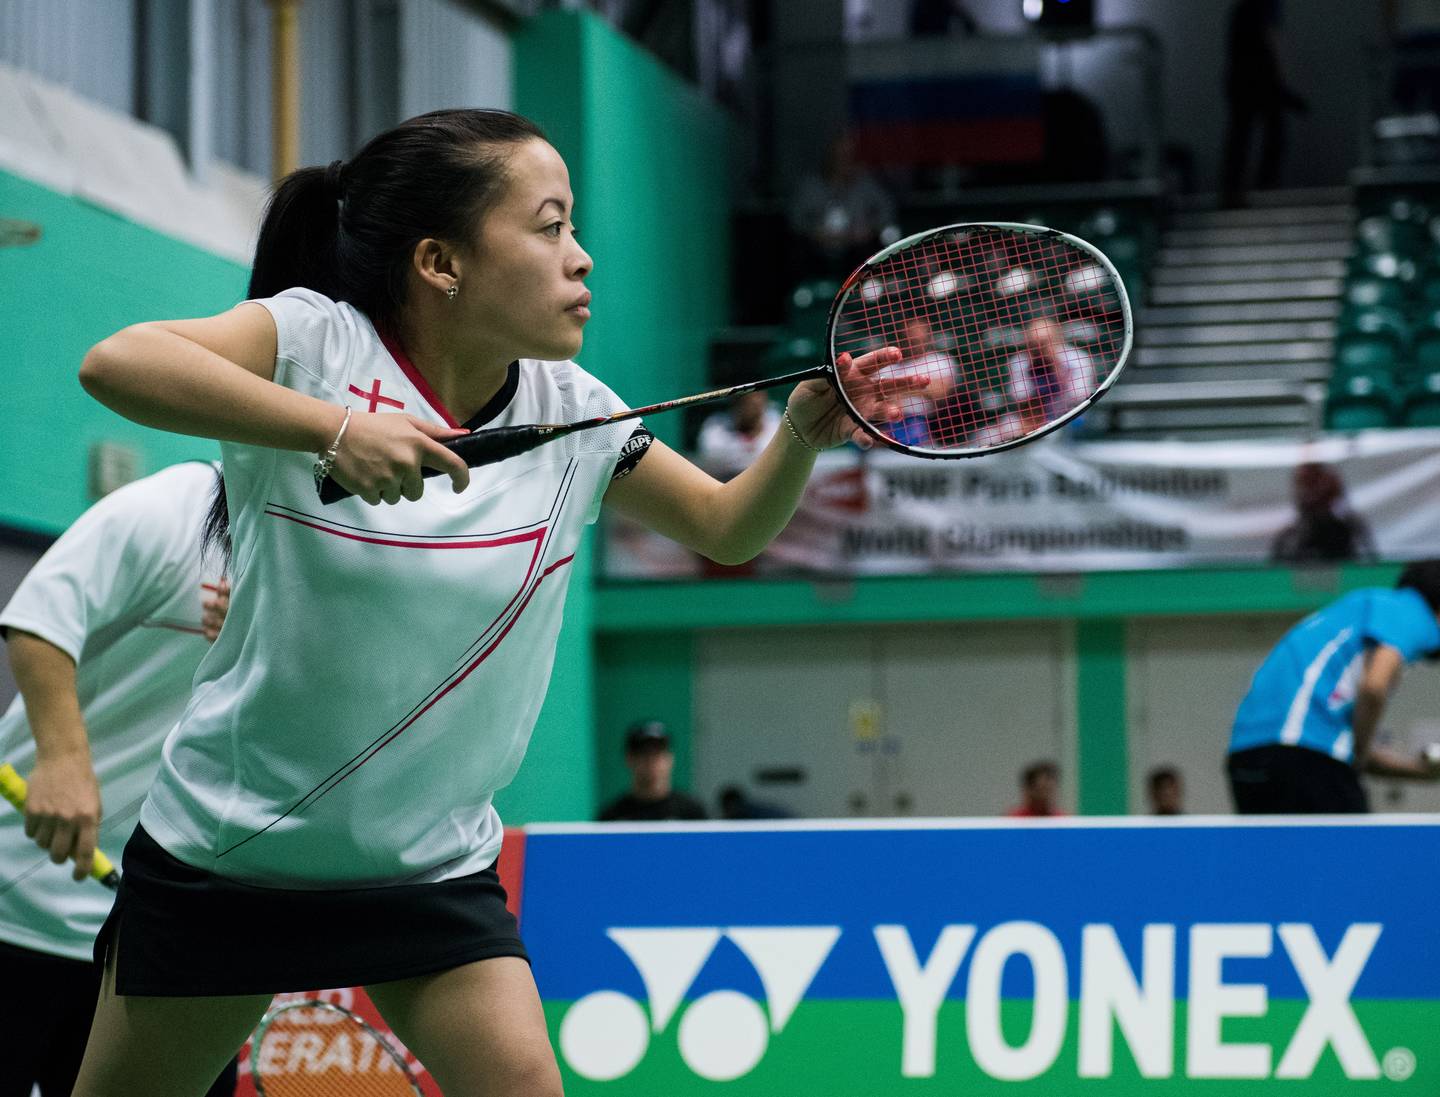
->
[[522, 819, 1440, 1095]]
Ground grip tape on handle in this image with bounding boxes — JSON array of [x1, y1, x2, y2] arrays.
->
[[318, 425, 554, 504], [0, 763, 120, 889]]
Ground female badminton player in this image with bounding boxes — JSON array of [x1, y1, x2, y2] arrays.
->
[[74, 109, 908, 1097]]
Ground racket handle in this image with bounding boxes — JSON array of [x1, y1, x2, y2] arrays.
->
[[318, 425, 557, 505], [0, 763, 121, 890]]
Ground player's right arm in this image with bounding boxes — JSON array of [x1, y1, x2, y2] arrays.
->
[[79, 305, 469, 503], [7, 630, 100, 880]]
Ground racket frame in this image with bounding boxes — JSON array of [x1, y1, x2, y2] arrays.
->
[[824, 221, 1134, 460], [251, 999, 423, 1097]]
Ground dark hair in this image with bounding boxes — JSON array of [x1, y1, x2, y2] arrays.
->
[[1147, 766, 1180, 791], [1021, 760, 1059, 788], [248, 108, 547, 324], [1397, 559, 1440, 614], [202, 109, 548, 564]]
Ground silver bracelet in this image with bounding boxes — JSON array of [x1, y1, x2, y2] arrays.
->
[[312, 406, 353, 489], [783, 408, 824, 453]]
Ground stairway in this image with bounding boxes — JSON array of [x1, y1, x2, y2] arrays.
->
[[1096, 188, 1353, 439]]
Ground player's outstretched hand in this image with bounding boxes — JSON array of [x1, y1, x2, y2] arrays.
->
[[331, 414, 472, 505], [786, 348, 917, 450]]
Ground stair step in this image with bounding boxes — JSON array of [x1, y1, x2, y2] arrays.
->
[[1107, 379, 1317, 406], [1164, 224, 1353, 247], [1159, 241, 1354, 265], [1171, 187, 1352, 210], [1110, 404, 1321, 432], [1127, 362, 1332, 385], [1150, 279, 1343, 305], [1141, 301, 1341, 325], [1171, 204, 1353, 230], [1135, 341, 1332, 367], [1153, 260, 1347, 285], [1140, 320, 1336, 345]]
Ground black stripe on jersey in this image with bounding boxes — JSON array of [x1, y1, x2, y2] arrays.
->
[[462, 361, 520, 430], [264, 500, 549, 541], [217, 461, 581, 860]]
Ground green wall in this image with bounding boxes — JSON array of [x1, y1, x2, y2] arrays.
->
[[0, 170, 244, 533], [503, 10, 734, 820]]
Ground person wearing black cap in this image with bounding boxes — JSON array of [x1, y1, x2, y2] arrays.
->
[[597, 722, 708, 822]]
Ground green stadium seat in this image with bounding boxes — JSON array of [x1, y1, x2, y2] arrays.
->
[[1333, 336, 1400, 379], [764, 335, 822, 372], [1338, 306, 1411, 353], [1344, 276, 1406, 312], [1347, 252, 1417, 285], [1326, 370, 1398, 430], [1418, 275, 1440, 311], [1401, 369, 1440, 427], [787, 280, 839, 343]]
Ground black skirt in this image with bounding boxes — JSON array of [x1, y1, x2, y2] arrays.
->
[[96, 826, 527, 997]]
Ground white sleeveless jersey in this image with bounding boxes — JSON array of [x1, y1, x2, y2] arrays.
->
[[141, 289, 634, 887], [0, 462, 221, 960]]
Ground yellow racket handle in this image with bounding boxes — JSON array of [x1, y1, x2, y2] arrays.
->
[[0, 763, 120, 888]]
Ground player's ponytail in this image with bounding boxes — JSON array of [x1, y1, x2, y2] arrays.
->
[[248, 164, 344, 300]]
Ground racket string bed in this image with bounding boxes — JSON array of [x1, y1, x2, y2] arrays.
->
[[829, 224, 1128, 454]]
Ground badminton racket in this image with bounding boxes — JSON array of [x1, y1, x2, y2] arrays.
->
[[319, 222, 1132, 503], [250, 999, 424, 1097], [0, 762, 120, 889]]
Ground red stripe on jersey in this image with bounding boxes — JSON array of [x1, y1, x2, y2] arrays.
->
[[264, 509, 544, 552], [379, 331, 462, 428]]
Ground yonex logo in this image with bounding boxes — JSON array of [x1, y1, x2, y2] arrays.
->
[[558, 926, 840, 1081]]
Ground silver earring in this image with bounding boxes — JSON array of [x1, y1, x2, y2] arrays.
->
[[446, 284, 458, 300]]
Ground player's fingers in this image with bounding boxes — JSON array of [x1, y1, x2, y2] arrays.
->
[[72, 820, 97, 881], [46, 820, 75, 865], [380, 480, 403, 505], [850, 346, 904, 377], [401, 469, 425, 502], [408, 417, 471, 441], [420, 440, 472, 495]]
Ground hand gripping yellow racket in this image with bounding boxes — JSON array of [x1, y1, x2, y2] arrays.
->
[[0, 763, 120, 889]]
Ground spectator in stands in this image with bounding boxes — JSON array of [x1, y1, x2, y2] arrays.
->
[[598, 721, 708, 821], [978, 318, 1096, 446], [697, 390, 783, 473], [1270, 461, 1378, 565], [1221, 0, 1309, 208], [909, 0, 978, 37], [788, 134, 898, 280], [718, 784, 793, 819], [869, 317, 960, 447], [1227, 560, 1440, 813], [1007, 760, 1065, 817], [1147, 766, 1185, 815]]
